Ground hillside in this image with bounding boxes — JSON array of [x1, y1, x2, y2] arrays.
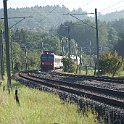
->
[[0, 6, 124, 31], [99, 10, 124, 22], [0, 5, 88, 31]]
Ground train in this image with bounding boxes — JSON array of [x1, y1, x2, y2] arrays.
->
[[40, 51, 80, 71], [40, 51, 63, 71]]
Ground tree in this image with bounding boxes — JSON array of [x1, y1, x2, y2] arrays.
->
[[27, 50, 40, 70], [57, 20, 109, 56], [0, 21, 3, 29], [107, 26, 118, 50], [11, 29, 63, 71], [12, 42, 25, 71], [114, 33, 124, 58], [42, 35, 60, 53]]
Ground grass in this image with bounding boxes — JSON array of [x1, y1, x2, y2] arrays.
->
[[0, 79, 101, 124], [68, 68, 124, 77]]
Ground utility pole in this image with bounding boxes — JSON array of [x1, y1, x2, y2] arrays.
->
[[95, 8, 99, 75], [20, 46, 28, 71], [41, 42, 44, 53], [89, 41, 92, 67], [67, 26, 71, 58], [59, 36, 62, 55], [0, 30, 2, 79], [24, 46, 28, 70], [1, 36, 4, 79], [3, 0, 11, 87], [75, 42, 78, 74], [75, 42, 78, 58], [61, 38, 64, 55], [79, 47, 82, 74], [10, 35, 14, 73], [0, 30, 4, 80], [65, 38, 68, 56], [64, 10, 99, 75]]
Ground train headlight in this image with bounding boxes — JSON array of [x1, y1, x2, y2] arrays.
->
[[42, 62, 44, 65]]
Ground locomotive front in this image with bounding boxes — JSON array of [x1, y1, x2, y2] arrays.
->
[[40, 51, 54, 71]]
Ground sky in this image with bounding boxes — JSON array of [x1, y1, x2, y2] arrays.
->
[[0, 0, 124, 14]]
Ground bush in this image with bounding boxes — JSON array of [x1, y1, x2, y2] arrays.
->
[[99, 51, 123, 76], [62, 57, 77, 73]]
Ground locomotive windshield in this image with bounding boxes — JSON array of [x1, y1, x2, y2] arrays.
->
[[41, 54, 54, 62]]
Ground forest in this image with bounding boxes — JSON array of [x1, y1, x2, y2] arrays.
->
[[0, 5, 124, 71]]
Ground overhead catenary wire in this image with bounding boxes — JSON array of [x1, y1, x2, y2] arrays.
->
[[0, 16, 33, 19], [102, 5, 124, 14], [49, 0, 95, 33], [27, 0, 67, 32], [49, 0, 65, 13], [40, 0, 49, 7], [63, 13, 96, 29], [35, 0, 65, 24], [49, 0, 99, 31], [0, 16, 33, 29], [82, 0, 96, 9], [9, 18, 25, 29], [100, 0, 124, 13]]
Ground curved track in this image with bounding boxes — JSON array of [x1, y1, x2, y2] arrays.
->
[[14, 71, 124, 111]]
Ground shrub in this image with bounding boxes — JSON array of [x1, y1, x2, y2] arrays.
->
[[98, 51, 123, 76], [62, 57, 77, 73]]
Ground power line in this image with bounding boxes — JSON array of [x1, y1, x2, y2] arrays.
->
[[64, 9, 100, 75], [19, 1, 70, 31], [0, 16, 33, 29], [40, 0, 49, 6], [83, 0, 96, 9], [49, 0, 65, 13], [100, 0, 124, 13], [36, 0, 65, 23], [49, 0, 95, 31], [63, 13, 96, 29], [9, 18, 25, 29], [102, 5, 124, 14], [9, 16, 33, 29]]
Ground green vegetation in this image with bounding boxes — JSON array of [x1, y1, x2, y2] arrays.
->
[[1, 5, 124, 124], [99, 51, 124, 76], [0, 6, 87, 31], [0, 81, 99, 124], [1, 6, 124, 76], [1, 6, 124, 30], [62, 57, 77, 73]]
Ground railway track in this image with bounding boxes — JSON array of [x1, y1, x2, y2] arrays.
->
[[50, 71, 124, 84], [14, 71, 124, 112]]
